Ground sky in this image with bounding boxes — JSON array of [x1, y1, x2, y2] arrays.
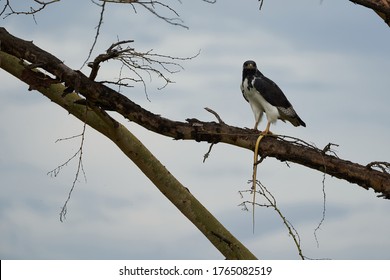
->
[[0, 0, 390, 260]]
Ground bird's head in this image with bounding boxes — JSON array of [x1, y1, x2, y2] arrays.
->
[[242, 60, 257, 77]]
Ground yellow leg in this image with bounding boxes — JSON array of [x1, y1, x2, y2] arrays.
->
[[261, 121, 272, 135]]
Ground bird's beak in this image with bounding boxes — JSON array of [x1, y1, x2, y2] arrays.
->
[[245, 63, 255, 69]]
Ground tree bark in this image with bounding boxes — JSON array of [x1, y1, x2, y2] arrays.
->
[[1, 26, 389, 201]]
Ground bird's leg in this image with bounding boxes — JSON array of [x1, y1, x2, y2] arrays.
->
[[261, 121, 272, 135], [253, 121, 259, 131], [254, 114, 261, 131]]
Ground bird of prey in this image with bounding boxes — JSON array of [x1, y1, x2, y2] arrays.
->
[[240, 60, 306, 134]]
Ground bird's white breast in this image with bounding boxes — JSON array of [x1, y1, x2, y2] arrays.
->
[[242, 78, 280, 124]]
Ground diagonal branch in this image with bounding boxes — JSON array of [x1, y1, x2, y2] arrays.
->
[[1, 27, 390, 199]]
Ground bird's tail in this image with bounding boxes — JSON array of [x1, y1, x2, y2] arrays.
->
[[278, 106, 306, 127], [290, 114, 306, 127]]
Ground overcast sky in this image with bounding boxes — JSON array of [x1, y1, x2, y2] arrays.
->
[[1, 0, 390, 260]]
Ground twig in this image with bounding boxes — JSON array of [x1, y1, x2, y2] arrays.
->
[[202, 107, 224, 163], [239, 181, 305, 259], [203, 143, 215, 163], [314, 172, 327, 248], [54, 133, 84, 143], [367, 161, 390, 174], [80, 0, 106, 70], [86, 40, 200, 100], [58, 120, 87, 222], [47, 108, 88, 222], [1, 0, 60, 18], [258, 0, 265, 10], [87, 40, 134, 80], [204, 107, 225, 124], [102, 0, 188, 28], [272, 135, 330, 247], [322, 142, 339, 157]]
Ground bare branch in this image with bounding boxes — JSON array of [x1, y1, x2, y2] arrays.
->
[[102, 0, 188, 28], [86, 39, 200, 99], [258, 0, 264, 10], [1, 0, 60, 19], [321, 142, 340, 158], [58, 121, 87, 222], [239, 180, 305, 260], [367, 161, 390, 174], [314, 172, 327, 248], [87, 40, 134, 81], [47, 115, 88, 222], [204, 107, 225, 124], [203, 143, 215, 163], [80, 0, 107, 70], [100, 0, 216, 28]]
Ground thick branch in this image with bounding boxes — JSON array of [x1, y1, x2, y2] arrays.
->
[[1, 27, 389, 199]]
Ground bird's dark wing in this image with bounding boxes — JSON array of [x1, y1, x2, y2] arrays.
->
[[253, 75, 292, 109]]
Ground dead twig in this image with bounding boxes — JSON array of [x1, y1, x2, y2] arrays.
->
[[47, 109, 88, 222], [367, 161, 390, 174], [85, 39, 200, 100], [204, 107, 225, 124], [322, 142, 339, 157], [258, 0, 265, 10], [102, 0, 188, 28], [1, 0, 60, 20], [80, 0, 107, 70], [239, 181, 304, 260], [203, 143, 215, 163], [202, 107, 224, 163]]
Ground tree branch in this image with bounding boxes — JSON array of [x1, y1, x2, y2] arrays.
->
[[1, 27, 389, 200], [0, 0, 60, 19]]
